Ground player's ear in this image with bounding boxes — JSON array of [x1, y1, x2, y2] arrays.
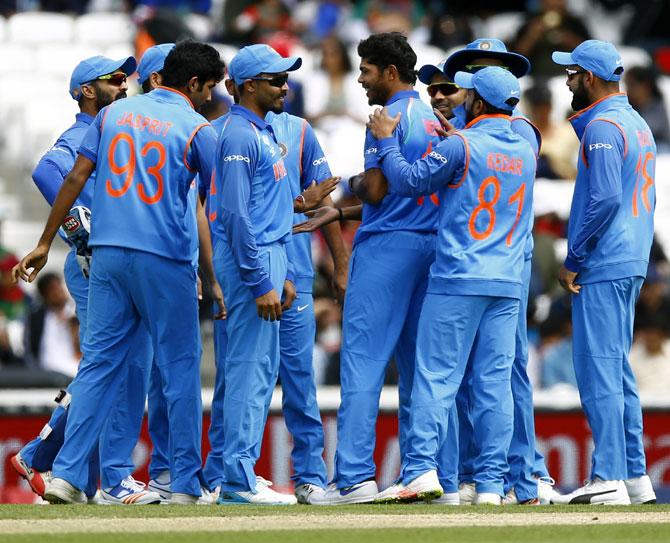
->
[[385, 64, 399, 81], [80, 83, 96, 100], [187, 76, 200, 93]]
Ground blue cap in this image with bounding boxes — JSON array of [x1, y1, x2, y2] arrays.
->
[[552, 40, 623, 82], [229, 44, 301, 86], [138, 43, 175, 85], [454, 66, 521, 112], [418, 61, 450, 85], [444, 38, 530, 79], [69, 55, 136, 100]]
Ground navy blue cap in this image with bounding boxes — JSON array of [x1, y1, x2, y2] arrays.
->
[[444, 38, 530, 79], [138, 43, 175, 85], [454, 66, 521, 112], [552, 40, 624, 82], [229, 44, 301, 86], [69, 55, 136, 100], [418, 60, 449, 85]]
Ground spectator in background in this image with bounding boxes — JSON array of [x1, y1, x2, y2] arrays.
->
[[524, 83, 579, 180], [0, 249, 26, 322], [233, 0, 293, 44], [539, 299, 577, 390], [625, 66, 670, 150], [305, 36, 370, 126], [513, 0, 590, 78], [24, 272, 80, 378], [630, 314, 670, 395]]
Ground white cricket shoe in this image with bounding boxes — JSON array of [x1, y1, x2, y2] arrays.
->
[[310, 479, 379, 505], [44, 477, 87, 505], [624, 475, 656, 505], [476, 492, 502, 505], [374, 470, 443, 504], [149, 470, 215, 505], [537, 476, 561, 505], [148, 471, 171, 501], [217, 477, 297, 505], [100, 476, 162, 505], [552, 478, 630, 505], [294, 483, 325, 504], [458, 482, 476, 505], [429, 492, 460, 505], [503, 488, 540, 506]]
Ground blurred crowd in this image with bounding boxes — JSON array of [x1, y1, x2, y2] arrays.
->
[[1, 0, 669, 395]]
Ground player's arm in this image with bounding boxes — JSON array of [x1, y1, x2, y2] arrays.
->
[[196, 198, 226, 319], [563, 121, 624, 274], [217, 130, 281, 320], [14, 114, 103, 283], [349, 126, 392, 205], [299, 120, 350, 300], [32, 158, 69, 207], [292, 204, 362, 234]]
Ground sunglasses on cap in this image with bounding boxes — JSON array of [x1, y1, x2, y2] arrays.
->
[[565, 67, 588, 78], [426, 82, 460, 98], [251, 74, 289, 87], [87, 72, 127, 86], [465, 64, 510, 73]]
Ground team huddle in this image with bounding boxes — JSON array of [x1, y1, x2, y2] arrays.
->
[[10, 32, 658, 507]]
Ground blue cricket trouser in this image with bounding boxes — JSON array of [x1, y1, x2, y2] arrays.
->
[[278, 291, 327, 487], [334, 231, 435, 488], [147, 360, 170, 481], [22, 249, 151, 493], [202, 317, 228, 490], [571, 276, 646, 481], [401, 293, 519, 497], [218, 242, 287, 493], [436, 407, 459, 493], [52, 247, 202, 496]]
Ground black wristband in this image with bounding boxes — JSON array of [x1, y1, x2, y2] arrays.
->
[[338, 208, 344, 222]]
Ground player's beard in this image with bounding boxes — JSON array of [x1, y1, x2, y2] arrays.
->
[[95, 87, 126, 110], [570, 78, 590, 111]]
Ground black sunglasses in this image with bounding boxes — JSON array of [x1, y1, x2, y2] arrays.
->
[[427, 82, 460, 98], [87, 72, 127, 86], [252, 74, 289, 87], [565, 68, 588, 79]]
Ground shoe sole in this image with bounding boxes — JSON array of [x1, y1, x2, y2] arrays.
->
[[10, 455, 46, 497], [44, 490, 82, 505]]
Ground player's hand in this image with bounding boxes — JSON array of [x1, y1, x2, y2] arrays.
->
[[367, 107, 401, 139], [256, 289, 282, 321], [332, 262, 348, 304], [297, 177, 341, 213], [281, 279, 296, 311], [211, 280, 227, 320], [293, 206, 340, 234], [12, 244, 50, 284], [433, 108, 458, 138], [558, 265, 581, 295]]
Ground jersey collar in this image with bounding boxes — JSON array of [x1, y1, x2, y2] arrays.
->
[[386, 89, 420, 106], [464, 113, 512, 130], [75, 112, 94, 124], [569, 92, 628, 139], [231, 104, 277, 140], [153, 86, 196, 109]]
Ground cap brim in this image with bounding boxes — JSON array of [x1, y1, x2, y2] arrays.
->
[[444, 49, 530, 79], [551, 51, 575, 66], [418, 64, 442, 85], [265, 56, 302, 74], [453, 71, 474, 89]]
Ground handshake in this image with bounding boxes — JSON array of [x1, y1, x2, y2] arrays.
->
[[62, 206, 92, 279]]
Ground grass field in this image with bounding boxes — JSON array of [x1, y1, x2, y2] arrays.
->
[[2, 504, 670, 543]]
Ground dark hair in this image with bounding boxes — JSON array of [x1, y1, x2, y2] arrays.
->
[[524, 84, 552, 107], [37, 272, 60, 298], [141, 79, 153, 94], [321, 36, 352, 74], [357, 32, 417, 84], [625, 66, 662, 99], [161, 39, 225, 89], [473, 90, 514, 116]]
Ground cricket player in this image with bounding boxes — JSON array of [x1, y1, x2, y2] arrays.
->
[[369, 66, 536, 505], [212, 44, 302, 505], [11, 55, 163, 505], [14, 40, 225, 505], [552, 40, 656, 505]]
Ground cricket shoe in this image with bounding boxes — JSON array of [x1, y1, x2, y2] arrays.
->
[[310, 479, 379, 505], [458, 482, 476, 505], [427, 492, 460, 505], [476, 492, 502, 505], [100, 476, 162, 505], [374, 470, 443, 504], [537, 476, 561, 505], [217, 477, 297, 505], [294, 483, 326, 504], [10, 453, 51, 497], [552, 478, 630, 505], [503, 489, 539, 506], [44, 478, 87, 504], [148, 470, 215, 505], [624, 475, 656, 504]]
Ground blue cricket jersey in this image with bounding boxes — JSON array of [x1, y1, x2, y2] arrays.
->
[[378, 114, 537, 299], [356, 90, 441, 244], [213, 104, 293, 298], [79, 86, 216, 262], [267, 111, 332, 293], [564, 93, 655, 283]]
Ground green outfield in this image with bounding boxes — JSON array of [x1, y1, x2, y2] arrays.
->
[[1, 504, 670, 543]]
